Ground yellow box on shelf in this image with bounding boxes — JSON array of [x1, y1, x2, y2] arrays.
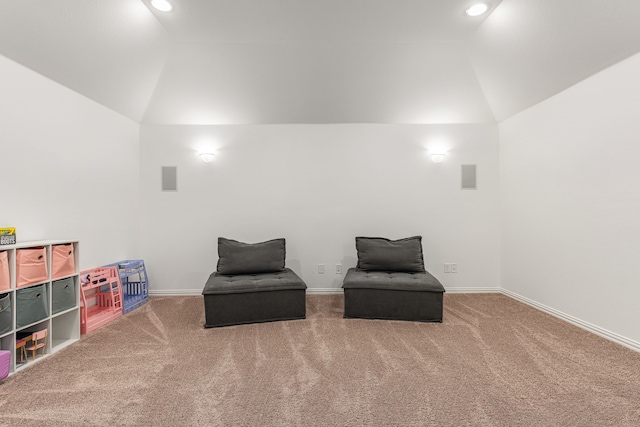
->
[[0, 228, 16, 245]]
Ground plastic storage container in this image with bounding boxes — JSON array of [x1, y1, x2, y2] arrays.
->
[[0, 293, 11, 335], [80, 267, 122, 334], [16, 284, 49, 328], [103, 260, 149, 314], [52, 277, 76, 314], [51, 244, 75, 279], [16, 247, 48, 288]]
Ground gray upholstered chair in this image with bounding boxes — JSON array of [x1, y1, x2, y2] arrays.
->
[[342, 236, 445, 322], [202, 238, 307, 327]]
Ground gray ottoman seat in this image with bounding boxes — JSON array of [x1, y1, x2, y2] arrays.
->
[[342, 236, 445, 322], [203, 238, 306, 328]]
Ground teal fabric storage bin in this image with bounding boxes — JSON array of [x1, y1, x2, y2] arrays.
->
[[16, 284, 48, 329], [0, 293, 11, 335], [52, 277, 76, 314]]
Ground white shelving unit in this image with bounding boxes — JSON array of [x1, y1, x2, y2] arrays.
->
[[0, 240, 80, 375]]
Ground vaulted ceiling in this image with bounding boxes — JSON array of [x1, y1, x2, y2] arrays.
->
[[1, 0, 640, 124]]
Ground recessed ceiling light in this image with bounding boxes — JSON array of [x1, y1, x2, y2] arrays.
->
[[150, 0, 173, 12], [466, 3, 488, 16]]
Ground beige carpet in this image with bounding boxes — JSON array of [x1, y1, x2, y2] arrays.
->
[[1, 294, 639, 426]]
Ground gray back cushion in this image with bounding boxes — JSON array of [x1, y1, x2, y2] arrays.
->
[[356, 236, 425, 272], [217, 237, 286, 275]]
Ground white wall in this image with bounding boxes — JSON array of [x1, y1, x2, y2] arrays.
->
[[140, 123, 500, 293], [500, 52, 640, 343], [0, 55, 141, 269]]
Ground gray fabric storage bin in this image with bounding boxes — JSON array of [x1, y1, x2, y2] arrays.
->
[[16, 284, 49, 329], [52, 277, 76, 314], [0, 293, 11, 335]]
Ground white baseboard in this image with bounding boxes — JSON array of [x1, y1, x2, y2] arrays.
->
[[445, 287, 501, 294], [501, 289, 640, 353], [307, 288, 343, 295]]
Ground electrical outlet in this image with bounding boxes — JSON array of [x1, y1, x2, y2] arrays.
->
[[335, 264, 342, 274], [451, 263, 458, 273], [444, 263, 451, 273], [318, 264, 325, 274]]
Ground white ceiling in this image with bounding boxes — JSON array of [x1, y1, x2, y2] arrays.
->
[[1, 0, 640, 124], [470, 0, 640, 121], [155, 0, 499, 43]]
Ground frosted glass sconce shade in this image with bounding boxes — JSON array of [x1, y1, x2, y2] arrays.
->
[[430, 153, 446, 163], [199, 153, 215, 163]]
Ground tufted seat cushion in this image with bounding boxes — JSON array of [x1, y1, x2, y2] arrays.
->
[[342, 268, 445, 322], [202, 268, 306, 327], [342, 269, 443, 293], [203, 268, 306, 295]]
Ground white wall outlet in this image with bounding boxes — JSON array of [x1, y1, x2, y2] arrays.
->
[[444, 263, 451, 273], [335, 264, 342, 274], [318, 264, 325, 274], [451, 263, 458, 273]]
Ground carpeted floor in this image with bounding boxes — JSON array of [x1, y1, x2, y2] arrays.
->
[[1, 294, 639, 426]]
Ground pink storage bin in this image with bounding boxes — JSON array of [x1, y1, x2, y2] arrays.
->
[[0, 350, 10, 381], [16, 247, 48, 288], [0, 251, 9, 291], [51, 244, 75, 279]]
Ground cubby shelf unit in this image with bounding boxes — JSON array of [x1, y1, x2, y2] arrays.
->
[[0, 240, 80, 376]]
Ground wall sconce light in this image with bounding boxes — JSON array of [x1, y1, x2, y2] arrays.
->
[[199, 153, 215, 163], [429, 153, 446, 163]]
